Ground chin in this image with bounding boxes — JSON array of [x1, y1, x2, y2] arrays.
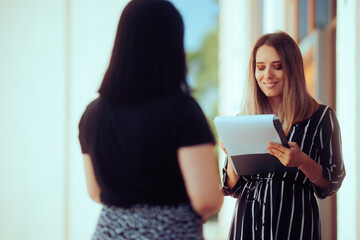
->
[[264, 91, 282, 99]]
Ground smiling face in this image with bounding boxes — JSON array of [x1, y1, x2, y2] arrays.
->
[[255, 45, 285, 103]]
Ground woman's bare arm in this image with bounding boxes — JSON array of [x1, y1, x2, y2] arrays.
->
[[178, 143, 224, 222], [83, 154, 102, 204]]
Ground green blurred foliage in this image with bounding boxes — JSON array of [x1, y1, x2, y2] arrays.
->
[[186, 0, 220, 222], [186, 25, 219, 144], [187, 28, 218, 97]]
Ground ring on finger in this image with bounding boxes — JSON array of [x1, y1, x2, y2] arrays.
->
[[280, 152, 283, 157]]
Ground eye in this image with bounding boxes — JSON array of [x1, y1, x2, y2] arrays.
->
[[256, 65, 265, 71], [274, 63, 282, 70]]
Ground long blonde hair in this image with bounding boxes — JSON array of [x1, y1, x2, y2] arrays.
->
[[241, 31, 318, 135]]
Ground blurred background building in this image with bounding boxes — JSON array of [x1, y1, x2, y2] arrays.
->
[[0, 0, 359, 239]]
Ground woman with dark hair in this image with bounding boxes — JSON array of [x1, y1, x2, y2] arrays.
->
[[78, 0, 223, 239], [220, 31, 345, 239], [98, 0, 188, 101]]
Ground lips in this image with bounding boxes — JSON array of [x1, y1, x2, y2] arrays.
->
[[263, 81, 279, 88]]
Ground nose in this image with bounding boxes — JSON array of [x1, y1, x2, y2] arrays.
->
[[264, 67, 274, 79]]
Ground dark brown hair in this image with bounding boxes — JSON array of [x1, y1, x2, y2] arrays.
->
[[98, 0, 189, 101]]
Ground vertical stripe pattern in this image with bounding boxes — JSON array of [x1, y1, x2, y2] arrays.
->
[[222, 105, 346, 240]]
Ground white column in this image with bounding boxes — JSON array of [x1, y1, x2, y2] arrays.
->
[[262, 0, 286, 33], [336, 0, 360, 239], [218, 0, 263, 117], [218, 0, 261, 237], [0, 1, 128, 239]]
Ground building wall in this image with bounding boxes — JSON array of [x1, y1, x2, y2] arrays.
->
[[0, 1, 128, 239]]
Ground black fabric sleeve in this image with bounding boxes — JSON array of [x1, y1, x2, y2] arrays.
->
[[78, 109, 89, 153], [174, 95, 215, 147], [221, 157, 233, 196], [78, 99, 99, 154], [221, 156, 246, 198], [314, 108, 346, 199]]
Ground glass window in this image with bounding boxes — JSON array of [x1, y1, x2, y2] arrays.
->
[[298, 0, 308, 41], [315, 0, 330, 28]]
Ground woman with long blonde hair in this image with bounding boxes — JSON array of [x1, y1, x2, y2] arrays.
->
[[220, 31, 345, 239]]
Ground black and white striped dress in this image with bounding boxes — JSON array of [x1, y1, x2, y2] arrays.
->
[[222, 105, 345, 240]]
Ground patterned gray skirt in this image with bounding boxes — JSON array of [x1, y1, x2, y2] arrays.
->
[[92, 203, 203, 240]]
